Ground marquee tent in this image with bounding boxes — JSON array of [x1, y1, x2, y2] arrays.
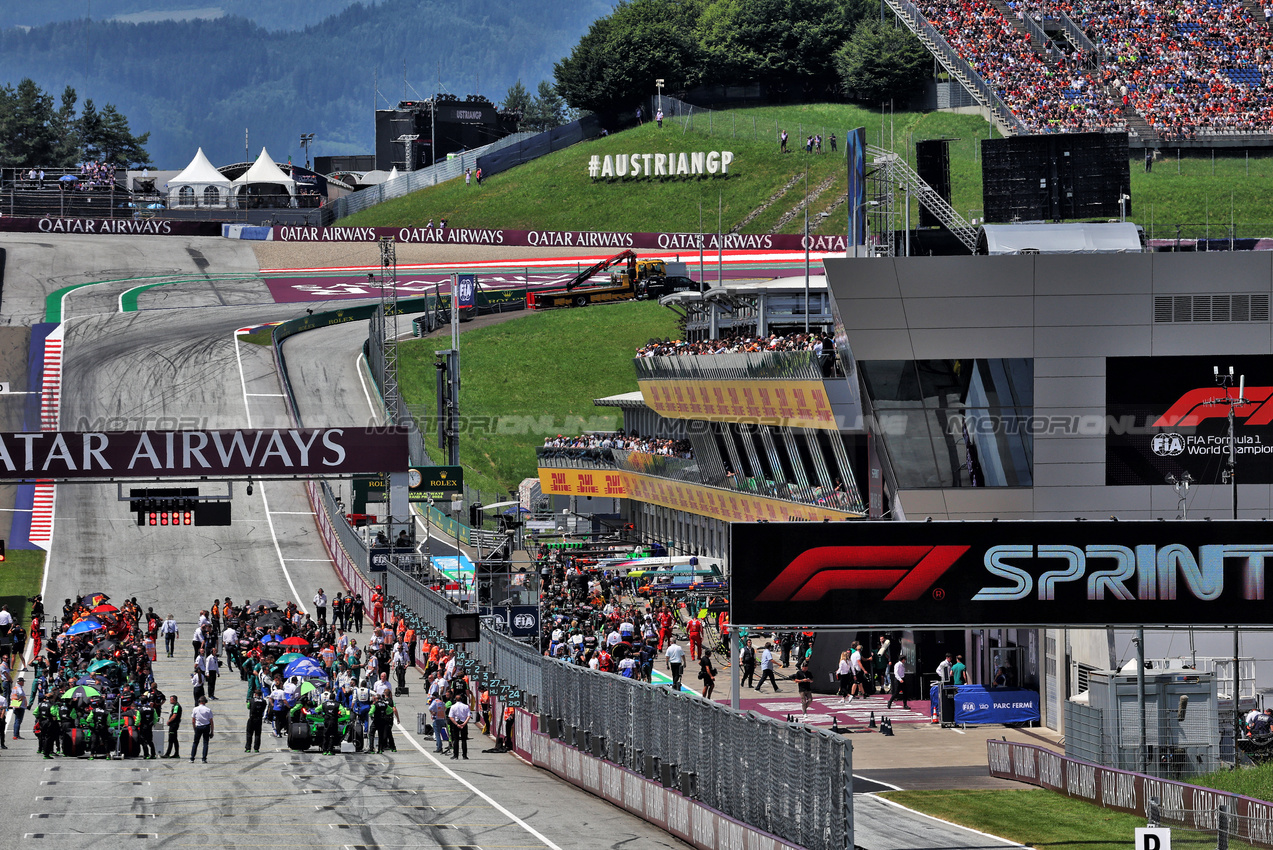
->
[[166, 147, 232, 208], [232, 147, 296, 208]]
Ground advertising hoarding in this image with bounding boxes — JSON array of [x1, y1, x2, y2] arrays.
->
[[731, 519, 1273, 627], [1107, 355, 1273, 485]]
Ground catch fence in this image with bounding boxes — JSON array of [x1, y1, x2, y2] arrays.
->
[[318, 131, 536, 225]]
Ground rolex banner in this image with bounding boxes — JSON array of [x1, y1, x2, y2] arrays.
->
[[0, 428, 408, 480], [1106, 355, 1273, 485]]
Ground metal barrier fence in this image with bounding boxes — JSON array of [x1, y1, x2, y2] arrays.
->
[[274, 300, 853, 850], [318, 132, 536, 225], [633, 349, 826, 381], [541, 661, 852, 850]]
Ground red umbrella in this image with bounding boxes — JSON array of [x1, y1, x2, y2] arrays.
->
[[92, 604, 119, 614], [280, 636, 310, 646]]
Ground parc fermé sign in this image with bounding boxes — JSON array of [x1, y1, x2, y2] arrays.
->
[[988, 740, 1273, 849]]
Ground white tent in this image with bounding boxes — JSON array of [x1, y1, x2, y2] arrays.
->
[[166, 147, 232, 208], [232, 147, 296, 208]]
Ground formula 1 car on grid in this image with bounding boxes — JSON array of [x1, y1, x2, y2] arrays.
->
[[285, 701, 365, 753]]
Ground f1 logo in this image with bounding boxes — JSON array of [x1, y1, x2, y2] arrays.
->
[[754, 545, 969, 603], [456, 274, 477, 309], [1135, 827, 1171, 850], [1155, 387, 1273, 427]]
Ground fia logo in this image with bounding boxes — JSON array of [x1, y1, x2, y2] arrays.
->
[[513, 613, 536, 629], [1151, 433, 1186, 457]]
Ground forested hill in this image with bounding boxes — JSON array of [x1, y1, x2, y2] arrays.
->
[[0, 0, 611, 167], [1, 0, 359, 31]]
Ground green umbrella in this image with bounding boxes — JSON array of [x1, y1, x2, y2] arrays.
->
[[87, 659, 120, 673], [273, 652, 306, 666], [61, 685, 101, 704]]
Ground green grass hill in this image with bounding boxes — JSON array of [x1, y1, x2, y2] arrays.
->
[[399, 301, 681, 498], [341, 103, 1273, 239]]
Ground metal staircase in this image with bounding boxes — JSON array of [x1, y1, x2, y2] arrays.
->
[[867, 147, 980, 254], [884, 0, 1029, 136]]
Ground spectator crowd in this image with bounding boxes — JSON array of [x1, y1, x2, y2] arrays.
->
[[636, 332, 833, 357], [916, 0, 1273, 137], [542, 432, 692, 458]]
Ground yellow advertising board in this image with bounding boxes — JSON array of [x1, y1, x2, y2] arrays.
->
[[637, 379, 836, 429], [537, 468, 628, 497], [537, 467, 858, 522]]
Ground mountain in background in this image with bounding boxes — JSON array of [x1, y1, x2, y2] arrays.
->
[[3, 1, 363, 33], [0, 0, 612, 167]]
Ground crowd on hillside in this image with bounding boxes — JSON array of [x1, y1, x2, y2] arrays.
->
[[920, 0, 1126, 133], [543, 433, 693, 458], [636, 332, 832, 357], [919, 0, 1273, 137]]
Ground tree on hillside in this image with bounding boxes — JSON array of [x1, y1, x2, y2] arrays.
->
[[526, 80, 568, 131], [553, 0, 702, 115], [833, 19, 929, 106], [501, 80, 532, 127], [88, 102, 152, 167], [695, 0, 868, 95]]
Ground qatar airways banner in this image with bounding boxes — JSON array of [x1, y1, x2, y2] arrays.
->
[[0, 216, 223, 236], [731, 519, 1273, 628], [269, 224, 849, 253], [0, 428, 408, 480]]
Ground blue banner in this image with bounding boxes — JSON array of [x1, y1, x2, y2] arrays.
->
[[846, 127, 866, 247], [930, 683, 1039, 725], [456, 274, 477, 308]]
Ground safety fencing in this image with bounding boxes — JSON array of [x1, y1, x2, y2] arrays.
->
[[317, 131, 536, 225], [988, 739, 1273, 849]]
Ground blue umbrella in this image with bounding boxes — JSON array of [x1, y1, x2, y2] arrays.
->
[[66, 618, 105, 635], [260, 634, 280, 644], [59, 174, 77, 182], [284, 658, 327, 679], [146, 203, 165, 209]]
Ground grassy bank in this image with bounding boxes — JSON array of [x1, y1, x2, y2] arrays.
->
[[882, 789, 1155, 850], [340, 104, 999, 236], [340, 102, 1273, 238], [0, 548, 46, 632], [398, 301, 679, 496]]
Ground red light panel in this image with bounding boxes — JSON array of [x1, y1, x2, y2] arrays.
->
[[148, 512, 158, 526]]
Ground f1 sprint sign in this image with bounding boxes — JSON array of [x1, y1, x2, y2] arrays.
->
[[731, 520, 1273, 627]]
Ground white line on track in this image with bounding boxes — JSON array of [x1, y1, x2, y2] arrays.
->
[[268, 511, 315, 515], [232, 330, 306, 615], [393, 721, 562, 850], [355, 352, 383, 422], [246, 393, 286, 397], [0, 507, 34, 512]]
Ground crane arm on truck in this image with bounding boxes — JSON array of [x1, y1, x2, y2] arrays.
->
[[565, 249, 637, 292]]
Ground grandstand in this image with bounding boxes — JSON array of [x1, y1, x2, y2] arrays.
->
[[893, 0, 1273, 143]]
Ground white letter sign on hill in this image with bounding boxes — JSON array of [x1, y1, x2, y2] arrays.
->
[[1135, 827, 1171, 850], [588, 151, 733, 179]]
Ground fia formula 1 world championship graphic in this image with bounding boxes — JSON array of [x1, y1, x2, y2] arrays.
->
[[1106, 355, 1273, 485]]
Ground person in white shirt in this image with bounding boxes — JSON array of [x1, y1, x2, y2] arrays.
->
[[606, 629, 622, 648], [313, 589, 328, 626], [372, 671, 393, 699], [888, 658, 909, 709], [204, 652, 220, 700], [836, 652, 853, 703], [190, 697, 214, 763], [936, 653, 954, 685], [755, 643, 780, 692], [221, 626, 239, 672], [664, 639, 686, 690], [448, 697, 472, 759], [161, 616, 179, 658]]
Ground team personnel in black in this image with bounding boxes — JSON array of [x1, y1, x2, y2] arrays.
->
[[162, 695, 183, 757], [245, 689, 267, 752], [135, 699, 156, 759]]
